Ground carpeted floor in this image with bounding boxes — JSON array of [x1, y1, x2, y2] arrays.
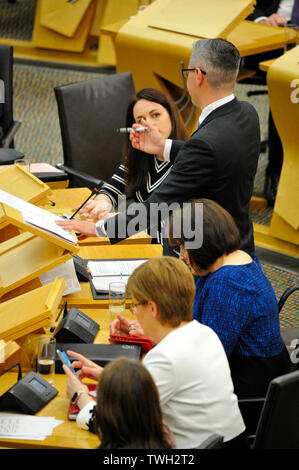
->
[[1, 0, 298, 326]]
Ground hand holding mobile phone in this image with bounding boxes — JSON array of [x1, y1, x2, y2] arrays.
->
[[57, 349, 79, 379]]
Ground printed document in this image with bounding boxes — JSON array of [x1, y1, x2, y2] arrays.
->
[[87, 259, 147, 292], [0, 189, 76, 244]]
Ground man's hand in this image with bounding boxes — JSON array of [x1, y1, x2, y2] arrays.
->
[[56, 219, 97, 237], [259, 13, 287, 26], [130, 119, 166, 159]]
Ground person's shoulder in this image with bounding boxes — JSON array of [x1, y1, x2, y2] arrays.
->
[[238, 99, 259, 116]]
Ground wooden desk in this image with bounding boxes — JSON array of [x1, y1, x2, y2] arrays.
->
[[253, 47, 299, 258], [0, 303, 137, 449], [0, 373, 99, 449], [63, 243, 163, 308]]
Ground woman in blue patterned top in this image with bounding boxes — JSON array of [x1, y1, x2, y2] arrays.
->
[[168, 198, 291, 433]]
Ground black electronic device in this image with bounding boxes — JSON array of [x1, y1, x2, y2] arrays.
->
[[55, 343, 142, 373], [0, 364, 58, 415], [53, 304, 100, 343], [73, 255, 90, 282]]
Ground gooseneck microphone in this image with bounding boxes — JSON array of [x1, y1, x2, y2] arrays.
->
[[69, 181, 104, 220]]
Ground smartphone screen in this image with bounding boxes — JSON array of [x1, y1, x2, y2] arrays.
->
[[57, 349, 79, 378]]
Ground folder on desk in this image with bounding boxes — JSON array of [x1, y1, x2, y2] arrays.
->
[[86, 258, 148, 299]]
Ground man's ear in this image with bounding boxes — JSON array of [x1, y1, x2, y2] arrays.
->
[[195, 67, 205, 87]]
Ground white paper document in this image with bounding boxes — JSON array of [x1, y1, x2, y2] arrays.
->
[[39, 259, 81, 296], [0, 189, 77, 244], [91, 275, 130, 292], [0, 413, 63, 441], [87, 259, 148, 293], [87, 259, 147, 277]]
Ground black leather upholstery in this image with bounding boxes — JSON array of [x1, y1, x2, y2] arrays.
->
[[0, 45, 23, 164], [54, 72, 135, 188]]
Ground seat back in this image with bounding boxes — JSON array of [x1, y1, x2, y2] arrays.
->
[[0, 45, 13, 144], [196, 434, 223, 449], [253, 370, 299, 449], [54, 72, 135, 188]]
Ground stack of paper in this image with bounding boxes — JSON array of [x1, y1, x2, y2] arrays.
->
[[87, 259, 148, 292], [0, 413, 63, 441]]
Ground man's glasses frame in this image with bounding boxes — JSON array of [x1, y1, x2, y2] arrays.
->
[[181, 67, 207, 80]]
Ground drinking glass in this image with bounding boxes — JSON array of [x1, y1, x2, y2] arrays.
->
[[36, 335, 56, 384], [14, 157, 31, 172], [109, 282, 126, 332]]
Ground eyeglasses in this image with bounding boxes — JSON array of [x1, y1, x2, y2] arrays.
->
[[130, 301, 147, 315], [181, 67, 207, 80]]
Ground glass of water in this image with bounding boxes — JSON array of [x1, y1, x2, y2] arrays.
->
[[36, 335, 56, 385], [109, 282, 126, 332], [14, 158, 31, 172]]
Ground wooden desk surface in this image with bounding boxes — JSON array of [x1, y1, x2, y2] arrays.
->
[[0, 372, 99, 449]]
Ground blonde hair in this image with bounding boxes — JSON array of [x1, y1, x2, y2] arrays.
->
[[126, 257, 195, 327]]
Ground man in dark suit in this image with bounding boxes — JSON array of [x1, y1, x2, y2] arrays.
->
[[57, 39, 260, 253], [245, 0, 298, 206]]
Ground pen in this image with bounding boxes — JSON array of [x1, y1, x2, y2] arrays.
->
[[117, 127, 149, 133]]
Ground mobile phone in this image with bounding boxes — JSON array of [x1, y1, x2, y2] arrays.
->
[[57, 349, 79, 378]]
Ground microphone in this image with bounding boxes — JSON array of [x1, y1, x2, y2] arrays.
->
[[0, 362, 22, 381], [69, 181, 104, 220], [50, 301, 68, 333]]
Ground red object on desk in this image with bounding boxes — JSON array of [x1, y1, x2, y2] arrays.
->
[[109, 334, 154, 353], [68, 383, 97, 421]]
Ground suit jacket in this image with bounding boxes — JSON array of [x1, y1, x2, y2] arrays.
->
[[104, 98, 260, 252], [246, 0, 281, 21]]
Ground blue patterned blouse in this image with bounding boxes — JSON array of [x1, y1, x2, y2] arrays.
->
[[193, 253, 285, 358]]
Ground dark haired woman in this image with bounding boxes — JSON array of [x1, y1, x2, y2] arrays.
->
[[169, 198, 292, 432], [77, 87, 188, 229], [96, 358, 172, 449]]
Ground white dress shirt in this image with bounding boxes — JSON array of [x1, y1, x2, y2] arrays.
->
[[254, 0, 294, 23]]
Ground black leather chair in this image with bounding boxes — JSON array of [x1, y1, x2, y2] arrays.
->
[[0, 45, 23, 165], [196, 434, 224, 449], [278, 284, 299, 362], [54, 72, 135, 189], [247, 370, 299, 449]]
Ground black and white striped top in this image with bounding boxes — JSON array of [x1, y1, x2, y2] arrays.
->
[[99, 157, 172, 208], [98, 157, 172, 244]]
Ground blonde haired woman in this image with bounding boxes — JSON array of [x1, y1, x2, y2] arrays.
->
[[63, 257, 248, 449]]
